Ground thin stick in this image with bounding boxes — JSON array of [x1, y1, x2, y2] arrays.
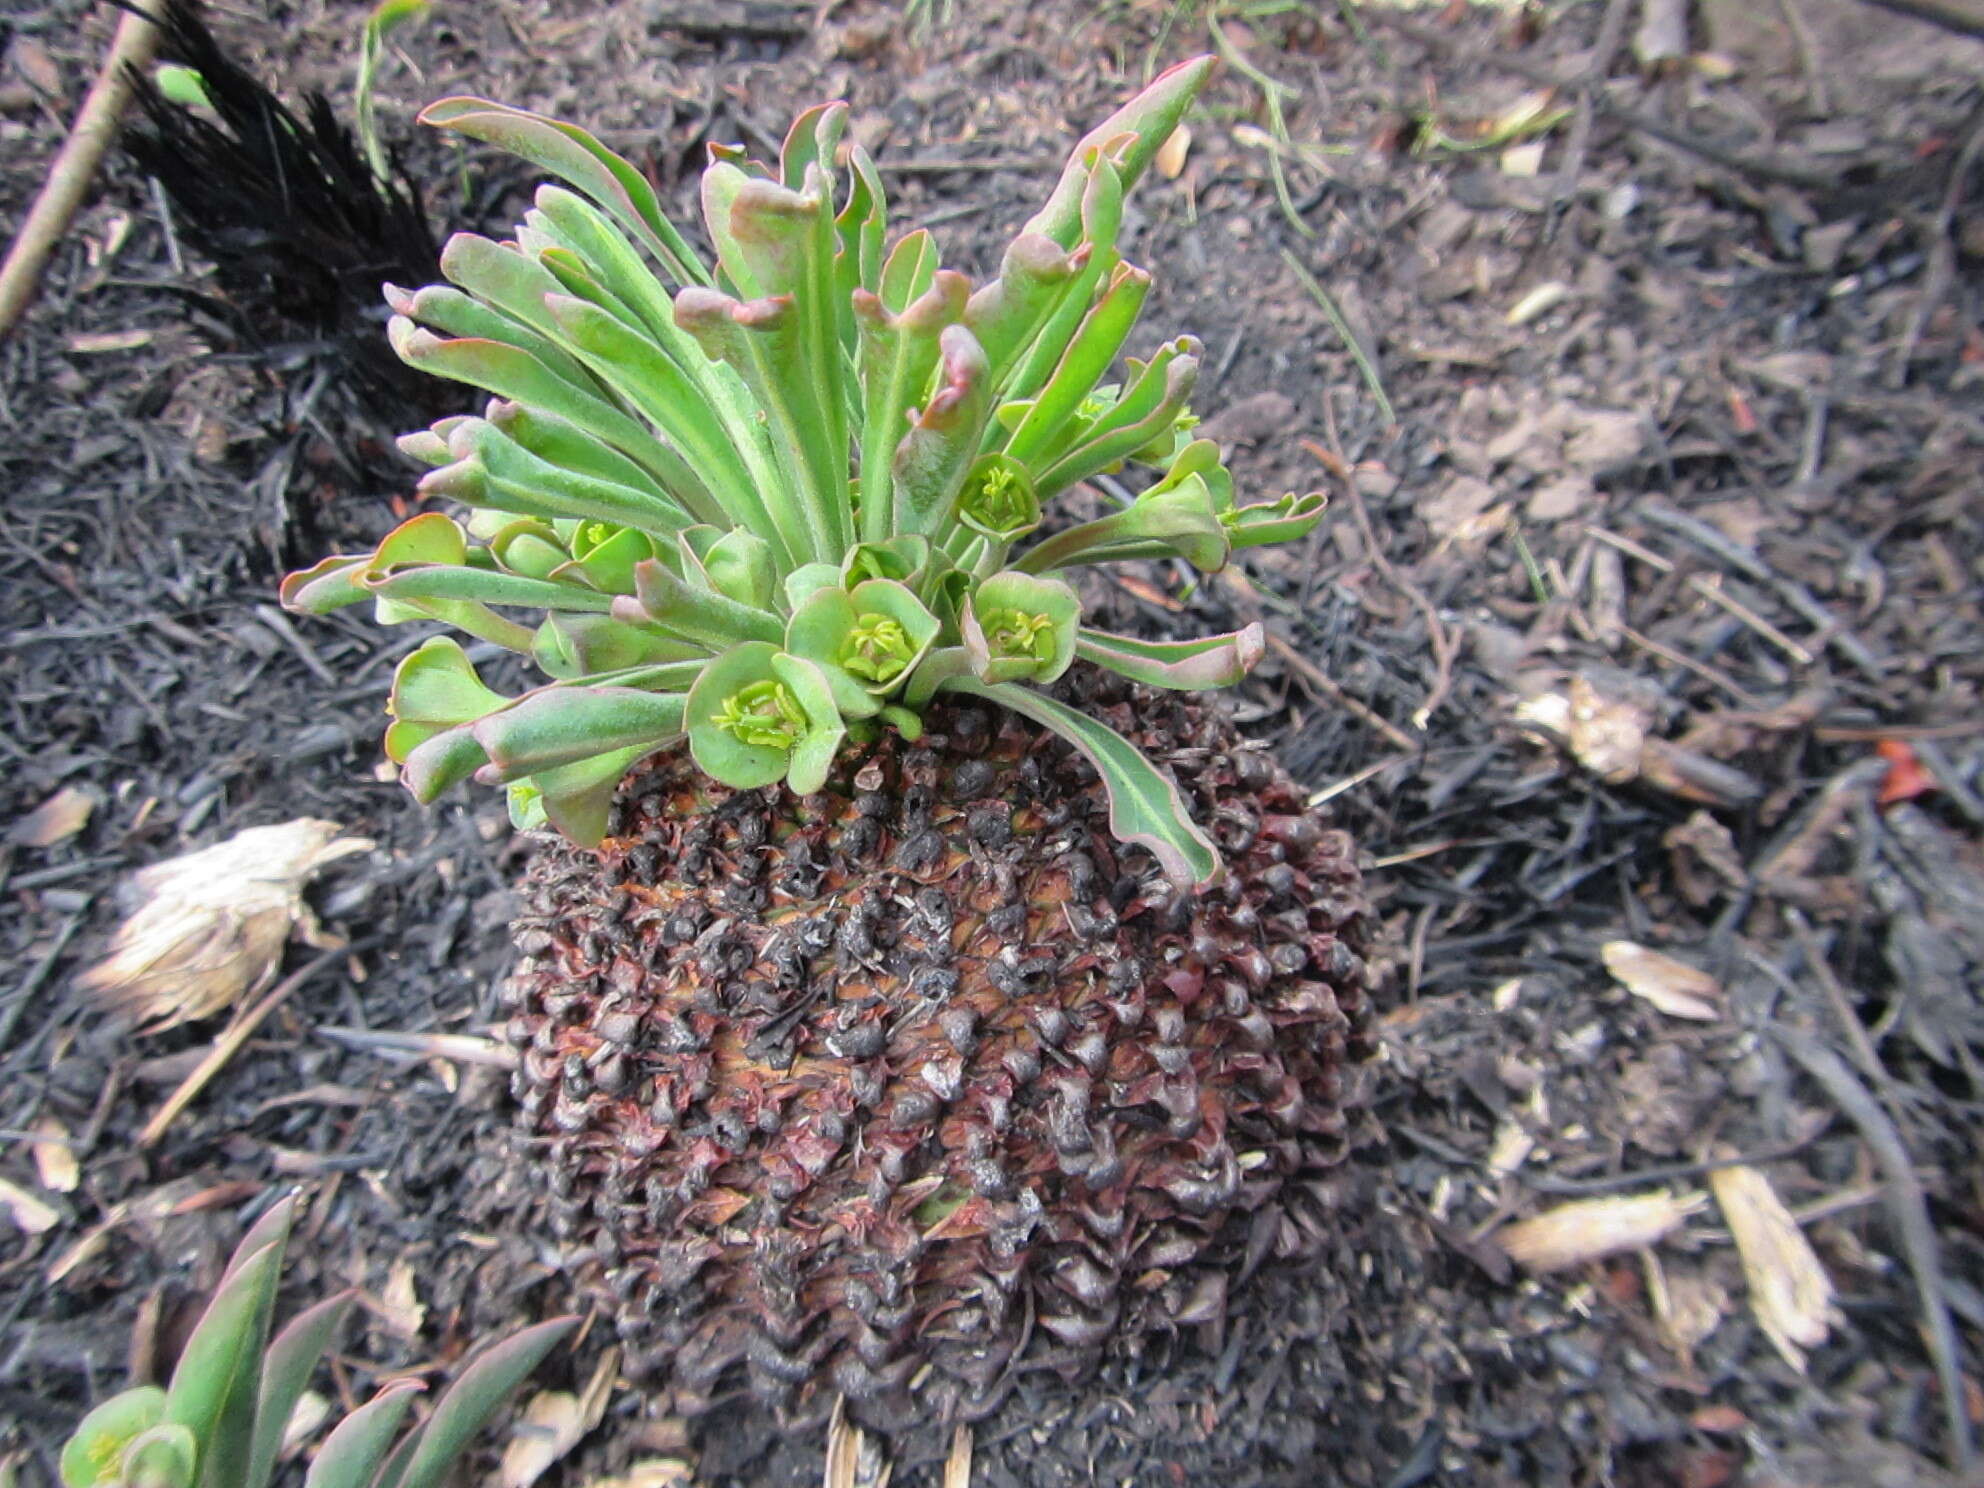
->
[[1776, 1028, 1973, 1471], [943, 1426, 973, 1488], [1685, 574, 1814, 665], [138, 948, 345, 1148], [1264, 631, 1420, 752], [0, 0, 167, 337], [1308, 752, 1418, 807], [1617, 625, 1765, 707], [1855, 0, 1984, 42]]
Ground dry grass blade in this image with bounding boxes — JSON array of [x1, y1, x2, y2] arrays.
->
[[0, 0, 167, 334], [1707, 1162, 1839, 1373], [1498, 1191, 1707, 1272], [78, 819, 373, 1032], [136, 946, 348, 1147], [822, 1397, 892, 1488]]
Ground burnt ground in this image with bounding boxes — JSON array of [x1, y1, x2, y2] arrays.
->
[[3, 0, 1983, 1484]]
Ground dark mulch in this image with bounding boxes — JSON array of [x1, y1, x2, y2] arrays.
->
[[4, 0, 1981, 1485]]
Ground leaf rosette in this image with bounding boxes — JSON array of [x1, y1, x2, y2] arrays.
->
[[283, 55, 1334, 885]]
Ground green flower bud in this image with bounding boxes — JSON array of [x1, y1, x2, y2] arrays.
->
[[713, 678, 808, 750]]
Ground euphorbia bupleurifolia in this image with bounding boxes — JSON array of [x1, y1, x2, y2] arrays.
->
[[281, 55, 1321, 885]]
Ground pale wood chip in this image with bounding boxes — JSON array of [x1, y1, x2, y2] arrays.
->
[[1602, 940, 1723, 1021], [1710, 1162, 1840, 1372], [1498, 1191, 1707, 1272]]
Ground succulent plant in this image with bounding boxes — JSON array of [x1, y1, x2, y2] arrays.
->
[[59, 1195, 574, 1488], [280, 54, 1327, 887], [285, 59, 1374, 1425]]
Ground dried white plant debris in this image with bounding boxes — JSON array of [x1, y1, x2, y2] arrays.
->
[[76, 819, 373, 1031]]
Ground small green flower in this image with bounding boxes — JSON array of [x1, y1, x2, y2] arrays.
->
[[686, 644, 846, 794], [713, 678, 808, 749], [962, 571, 1079, 685], [841, 614, 915, 684], [956, 454, 1039, 541], [979, 608, 1055, 663], [785, 579, 941, 718]]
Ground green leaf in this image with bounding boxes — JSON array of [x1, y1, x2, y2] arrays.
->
[[538, 292, 772, 542], [531, 613, 699, 679], [299, 1384, 420, 1488], [153, 64, 211, 109], [365, 565, 617, 614], [672, 287, 840, 564], [963, 233, 1084, 390], [246, 1293, 354, 1488], [1032, 339, 1199, 501], [1222, 490, 1329, 549], [120, 1426, 198, 1488], [386, 277, 595, 391], [385, 638, 509, 762], [630, 559, 782, 649], [388, 322, 695, 502], [699, 529, 777, 610], [401, 724, 493, 804], [484, 402, 682, 508], [419, 98, 708, 285], [486, 519, 568, 581], [960, 572, 1079, 684], [891, 325, 992, 536], [852, 269, 969, 545], [432, 418, 701, 540], [1076, 623, 1266, 690], [219, 1195, 296, 1284], [940, 679, 1222, 887], [62, 1390, 166, 1488], [372, 1317, 578, 1488], [527, 743, 649, 842], [1002, 262, 1151, 468], [1023, 54, 1214, 251], [162, 1240, 282, 1488], [1000, 156, 1123, 408], [279, 555, 371, 615], [783, 562, 842, 612], [473, 686, 687, 780], [1014, 476, 1228, 575]]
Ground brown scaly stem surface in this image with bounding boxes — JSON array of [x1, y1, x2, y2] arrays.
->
[[497, 670, 1374, 1427]]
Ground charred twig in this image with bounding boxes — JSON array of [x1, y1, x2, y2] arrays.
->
[[1890, 91, 1984, 387], [1855, 0, 1984, 43], [1776, 1027, 1974, 1471], [1304, 434, 1459, 731], [1517, 1131, 1830, 1197], [1263, 631, 1422, 752], [1549, 0, 1636, 215]]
